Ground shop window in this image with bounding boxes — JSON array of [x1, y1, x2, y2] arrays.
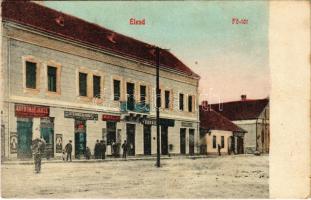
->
[[221, 136, 224, 148], [26, 61, 37, 89], [93, 75, 101, 98], [79, 72, 87, 96], [47, 66, 57, 92], [179, 93, 184, 111], [165, 90, 170, 109], [106, 121, 116, 145], [213, 135, 216, 149], [113, 80, 120, 101], [188, 95, 193, 112], [140, 85, 146, 105]]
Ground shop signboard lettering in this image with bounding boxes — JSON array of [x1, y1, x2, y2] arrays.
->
[[64, 111, 98, 120], [102, 115, 120, 122], [15, 104, 49, 118], [181, 122, 193, 127]]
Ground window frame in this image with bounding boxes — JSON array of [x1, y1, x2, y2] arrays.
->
[[22, 56, 40, 94], [179, 93, 184, 111], [213, 135, 217, 149], [79, 72, 88, 97], [188, 95, 193, 112], [164, 90, 170, 109], [221, 136, 225, 148], [93, 75, 101, 98], [45, 60, 61, 95]]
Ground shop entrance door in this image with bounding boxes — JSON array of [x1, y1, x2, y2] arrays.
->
[[189, 129, 195, 155], [126, 123, 135, 156], [17, 118, 33, 159], [74, 120, 86, 159], [161, 126, 168, 155], [143, 125, 151, 155], [180, 128, 186, 154], [40, 117, 54, 159]]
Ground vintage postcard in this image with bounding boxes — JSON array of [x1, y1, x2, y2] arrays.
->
[[0, 0, 310, 199]]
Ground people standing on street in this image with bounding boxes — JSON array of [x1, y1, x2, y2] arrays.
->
[[101, 140, 106, 160], [217, 144, 221, 156], [85, 147, 91, 160], [65, 140, 72, 161], [31, 137, 46, 173], [94, 140, 100, 159], [122, 140, 128, 159]]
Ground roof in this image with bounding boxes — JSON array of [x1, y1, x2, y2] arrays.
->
[[210, 98, 269, 121], [199, 106, 246, 133], [1, 1, 199, 78]]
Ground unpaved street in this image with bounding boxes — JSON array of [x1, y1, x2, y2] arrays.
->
[[1, 155, 269, 198]]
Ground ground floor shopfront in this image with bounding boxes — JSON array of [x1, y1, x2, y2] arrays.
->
[[2, 103, 199, 160]]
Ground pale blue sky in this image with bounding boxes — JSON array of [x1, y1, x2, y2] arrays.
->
[[45, 1, 269, 103]]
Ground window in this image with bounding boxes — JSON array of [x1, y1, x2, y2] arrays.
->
[[158, 89, 162, 107], [179, 93, 184, 111], [221, 136, 224, 148], [106, 121, 116, 145], [79, 72, 87, 96], [93, 75, 101, 98], [140, 85, 146, 105], [47, 66, 57, 92], [188, 95, 193, 112], [213, 135, 217, 149], [26, 61, 37, 89], [165, 90, 170, 109], [113, 80, 120, 101]]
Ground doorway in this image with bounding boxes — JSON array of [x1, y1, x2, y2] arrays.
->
[[17, 118, 33, 159], [180, 128, 186, 154], [237, 137, 244, 154], [126, 123, 135, 156], [74, 119, 86, 159], [161, 126, 168, 155], [189, 129, 195, 155], [40, 117, 54, 158], [144, 125, 151, 155]]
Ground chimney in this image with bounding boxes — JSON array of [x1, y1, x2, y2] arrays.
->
[[241, 95, 247, 101]]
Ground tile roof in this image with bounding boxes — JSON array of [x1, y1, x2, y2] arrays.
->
[[1, 1, 199, 78], [199, 106, 246, 133], [210, 98, 269, 121]]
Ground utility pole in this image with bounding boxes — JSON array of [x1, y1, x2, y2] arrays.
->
[[156, 47, 160, 168]]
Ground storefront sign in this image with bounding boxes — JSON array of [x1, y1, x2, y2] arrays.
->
[[102, 114, 120, 122], [181, 122, 193, 127], [55, 134, 63, 153], [64, 111, 98, 120], [10, 132, 17, 153], [160, 118, 175, 127], [141, 118, 156, 126], [15, 104, 49, 118]]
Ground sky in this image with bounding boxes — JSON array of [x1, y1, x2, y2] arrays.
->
[[45, 1, 270, 103]]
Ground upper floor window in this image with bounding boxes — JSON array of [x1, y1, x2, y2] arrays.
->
[[93, 75, 101, 98], [179, 93, 184, 111], [47, 66, 57, 92], [79, 72, 87, 96], [165, 90, 170, 109], [188, 95, 193, 112], [158, 89, 162, 108], [113, 79, 121, 101], [140, 85, 146, 105], [26, 61, 37, 89]]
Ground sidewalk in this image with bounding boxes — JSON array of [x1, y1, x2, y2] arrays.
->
[[1, 154, 215, 165]]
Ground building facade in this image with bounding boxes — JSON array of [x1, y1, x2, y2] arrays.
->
[[210, 96, 270, 154], [1, 1, 200, 160], [199, 104, 246, 155]]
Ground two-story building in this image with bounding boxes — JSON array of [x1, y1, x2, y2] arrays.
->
[[0, 1, 200, 160]]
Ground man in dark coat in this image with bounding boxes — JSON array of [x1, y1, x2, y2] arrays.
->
[[65, 140, 72, 161], [94, 140, 100, 159], [122, 140, 128, 159], [217, 144, 221, 156], [101, 140, 106, 160], [31, 137, 46, 173]]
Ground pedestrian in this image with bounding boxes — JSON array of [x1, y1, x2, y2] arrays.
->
[[94, 140, 100, 159], [217, 144, 221, 156], [65, 140, 73, 161], [85, 147, 91, 160], [31, 137, 46, 173], [122, 140, 128, 159], [101, 140, 106, 159]]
